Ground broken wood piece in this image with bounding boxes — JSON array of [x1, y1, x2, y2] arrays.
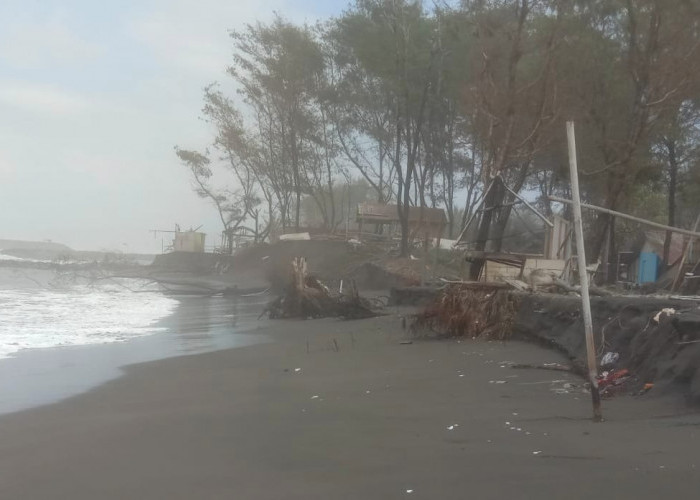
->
[[509, 362, 572, 372]]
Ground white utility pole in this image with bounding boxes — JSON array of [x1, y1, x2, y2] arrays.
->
[[566, 121, 603, 422]]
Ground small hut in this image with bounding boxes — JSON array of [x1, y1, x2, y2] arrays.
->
[[173, 230, 206, 253], [355, 202, 447, 244]]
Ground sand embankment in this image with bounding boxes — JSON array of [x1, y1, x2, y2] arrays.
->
[[514, 294, 700, 404]]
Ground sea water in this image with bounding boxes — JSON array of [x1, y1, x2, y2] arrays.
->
[[0, 271, 268, 414], [0, 279, 178, 359]]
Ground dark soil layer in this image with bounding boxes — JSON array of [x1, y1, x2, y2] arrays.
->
[[514, 294, 700, 405]]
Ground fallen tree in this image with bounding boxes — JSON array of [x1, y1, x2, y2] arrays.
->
[[259, 257, 382, 320]]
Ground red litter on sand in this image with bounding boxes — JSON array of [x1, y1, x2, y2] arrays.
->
[[597, 369, 630, 389]]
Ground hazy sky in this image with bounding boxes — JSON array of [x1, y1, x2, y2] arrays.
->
[[0, 0, 347, 253]]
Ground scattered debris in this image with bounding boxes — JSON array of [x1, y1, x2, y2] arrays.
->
[[278, 232, 311, 241], [509, 362, 573, 373], [639, 383, 654, 395], [598, 369, 630, 389], [596, 368, 634, 398], [653, 308, 676, 323], [600, 352, 620, 368]]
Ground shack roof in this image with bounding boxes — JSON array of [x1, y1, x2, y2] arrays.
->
[[356, 202, 447, 226], [642, 230, 686, 264]]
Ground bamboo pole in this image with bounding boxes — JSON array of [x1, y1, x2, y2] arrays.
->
[[566, 121, 603, 422], [548, 196, 700, 239], [671, 213, 700, 291], [501, 180, 554, 228]]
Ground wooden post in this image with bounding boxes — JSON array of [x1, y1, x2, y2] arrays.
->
[[672, 213, 700, 291], [601, 219, 612, 284], [421, 231, 428, 286], [566, 121, 603, 422], [433, 233, 441, 279]]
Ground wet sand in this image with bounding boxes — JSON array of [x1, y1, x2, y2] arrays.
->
[[0, 312, 699, 499], [0, 294, 267, 415]]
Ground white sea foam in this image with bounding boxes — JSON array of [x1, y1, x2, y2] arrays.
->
[[0, 279, 178, 359], [0, 253, 27, 262]]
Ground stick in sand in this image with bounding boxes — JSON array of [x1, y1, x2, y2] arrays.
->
[[566, 121, 603, 422]]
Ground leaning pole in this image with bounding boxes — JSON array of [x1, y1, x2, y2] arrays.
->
[[566, 121, 603, 422]]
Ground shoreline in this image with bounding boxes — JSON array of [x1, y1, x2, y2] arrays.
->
[[0, 293, 269, 415], [1, 312, 699, 498]]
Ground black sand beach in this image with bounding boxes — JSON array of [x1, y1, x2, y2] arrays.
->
[[1, 310, 699, 499]]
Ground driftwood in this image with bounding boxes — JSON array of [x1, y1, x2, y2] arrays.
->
[[260, 257, 382, 320]]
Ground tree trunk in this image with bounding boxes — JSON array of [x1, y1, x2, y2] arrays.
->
[[290, 122, 301, 231], [394, 113, 411, 258], [663, 139, 678, 265], [469, 178, 503, 279], [489, 163, 530, 251], [588, 170, 627, 262]]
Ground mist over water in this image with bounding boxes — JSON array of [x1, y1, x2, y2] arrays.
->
[[0, 279, 178, 359]]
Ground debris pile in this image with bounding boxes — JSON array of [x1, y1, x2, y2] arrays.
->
[[411, 284, 519, 340], [597, 368, 632, 398], [260, 257, 382, 320]]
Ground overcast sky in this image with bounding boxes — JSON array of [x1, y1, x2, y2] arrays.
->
[[0, 0, 347, 253]]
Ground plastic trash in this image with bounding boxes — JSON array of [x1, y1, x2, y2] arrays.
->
[[600, 352, 619, 367], [653, 308, 676, 323], [597, 368, 630, 389], [638, 383, 654, 395]]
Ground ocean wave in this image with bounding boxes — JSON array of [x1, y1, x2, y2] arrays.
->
[[0, 279, 178, 359]]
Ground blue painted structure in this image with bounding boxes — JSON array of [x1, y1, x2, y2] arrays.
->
[[638, 252, 659, 283]]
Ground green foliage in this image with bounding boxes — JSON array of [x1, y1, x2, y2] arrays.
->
[[176, 0, 700, 254]]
